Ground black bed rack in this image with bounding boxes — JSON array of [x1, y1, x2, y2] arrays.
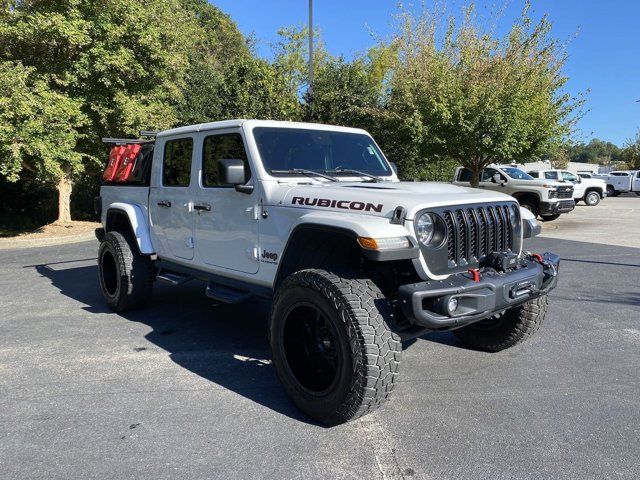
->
[[101, 130, 158, 145]]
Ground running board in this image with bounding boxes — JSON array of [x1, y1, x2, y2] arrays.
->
[[156, 270, 193, 286], [205, 282, 252, 304]]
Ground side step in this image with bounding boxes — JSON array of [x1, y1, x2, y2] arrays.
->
[[205, 281, 252, 304], [156, 270, 193, 286]]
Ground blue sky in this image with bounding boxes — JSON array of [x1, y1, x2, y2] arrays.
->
[[212, 0, 639, 146]]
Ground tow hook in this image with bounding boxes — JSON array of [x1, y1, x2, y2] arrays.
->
[[526, 251, 560, 287]]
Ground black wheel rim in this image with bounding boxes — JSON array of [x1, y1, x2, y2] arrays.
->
[[282, 303, 342, 394], [101, 249, 119, 296]]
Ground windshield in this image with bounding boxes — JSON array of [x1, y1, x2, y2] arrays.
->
[[502, 167, 534, 180], [253, 127, 392, 177]]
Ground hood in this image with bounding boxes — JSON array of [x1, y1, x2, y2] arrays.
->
[[269, 180, 516, 218]]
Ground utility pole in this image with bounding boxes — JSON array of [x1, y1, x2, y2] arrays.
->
[[308, 0, 314, 118]]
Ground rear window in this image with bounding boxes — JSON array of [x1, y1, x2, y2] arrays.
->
[[163, 138, 193, 187]]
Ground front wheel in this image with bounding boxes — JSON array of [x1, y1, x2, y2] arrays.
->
[[584, 191, 601, 206], [453, 296, 548, 352], [519, 200, 539, 218], [540, 213, 561, 221], [270, 269, 401, 426]]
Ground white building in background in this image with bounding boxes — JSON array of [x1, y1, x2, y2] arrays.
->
[[512, 160, 601, 175]]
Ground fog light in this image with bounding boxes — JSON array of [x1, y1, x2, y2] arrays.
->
[[447, 297, 459, 314]]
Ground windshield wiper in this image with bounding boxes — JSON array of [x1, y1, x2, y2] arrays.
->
[[328, 168, 383, 183], [270, 169, 338, 182]]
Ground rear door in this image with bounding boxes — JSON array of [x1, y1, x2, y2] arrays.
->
[[149, 136, 195, 260], [192, 130, 259, 274]]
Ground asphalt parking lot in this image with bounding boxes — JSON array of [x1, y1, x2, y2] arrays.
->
[[1, 198, 639, 479]]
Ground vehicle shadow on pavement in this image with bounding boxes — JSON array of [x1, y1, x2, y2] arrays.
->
[[33, 261, 322, 426]]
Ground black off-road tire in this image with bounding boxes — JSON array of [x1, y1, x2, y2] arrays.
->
[[518, 200, 539, 218], [584, 190, 601, 206], [540, 213, 561, 221], [98, 231, 154, 312], [270, 269, 401, 426], [453, 295, 548, 352]]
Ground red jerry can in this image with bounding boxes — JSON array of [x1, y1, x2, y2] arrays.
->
[[102, 145, 126, 182], [115, 144, 142, 182]]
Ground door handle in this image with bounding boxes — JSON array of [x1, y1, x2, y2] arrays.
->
[[193, 202, 211, 212], [157, 200, 172, 208]]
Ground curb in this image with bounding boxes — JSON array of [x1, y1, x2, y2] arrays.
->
[[0, 231, 96, 250]]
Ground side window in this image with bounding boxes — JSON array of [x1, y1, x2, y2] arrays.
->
[[544, 171, 558, 180], [458, 168, 473, 182], [527, 171, 538, 177], [481, 168, 504, 182], [561, 171, 578, 182], [202, 133, 251, 187], [163, 138, 193, 187]]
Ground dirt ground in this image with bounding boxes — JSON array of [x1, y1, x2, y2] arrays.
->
[[0, 221, 99, 249]]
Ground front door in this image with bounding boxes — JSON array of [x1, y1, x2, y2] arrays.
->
[[149, 136, 195, 260], [193, 131, 259, 274]]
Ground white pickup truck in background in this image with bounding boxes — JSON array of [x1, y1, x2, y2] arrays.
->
[[527, 169, 607, 206], [593, 171, 640, 197], [453, 164, 575, 221]]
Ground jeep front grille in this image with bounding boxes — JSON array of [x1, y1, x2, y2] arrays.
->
[[441, 204, 519, 267]]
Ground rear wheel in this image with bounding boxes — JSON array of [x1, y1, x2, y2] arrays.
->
[[453, 296, 548, 352], [584, 191, 601, 206], [98, 231, 154, 312], [270, 269, 401, 426]]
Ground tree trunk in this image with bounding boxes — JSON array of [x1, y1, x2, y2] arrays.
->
[[56, 175, 73, 224], [470, 164, 481, 188]]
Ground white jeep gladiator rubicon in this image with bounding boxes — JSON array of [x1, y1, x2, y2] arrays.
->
[[95, 120, 560, 425], [526, 169, 607, 206], [453, 164, 575, 221]]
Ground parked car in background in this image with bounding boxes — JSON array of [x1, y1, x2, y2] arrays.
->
[[527, 169, 606, 206], [453, 165, 575, 221], [593, 171, 640, 196]]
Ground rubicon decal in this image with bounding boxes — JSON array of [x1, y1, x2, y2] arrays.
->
[[292, 197, 383, 213]]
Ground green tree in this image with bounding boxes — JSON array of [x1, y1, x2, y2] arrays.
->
[[620, 129, 640, 169], [0, 61, 86, 222], [386, 2, 584, 186], [174, 0, 300, 124], [0, 0, 196, 222]]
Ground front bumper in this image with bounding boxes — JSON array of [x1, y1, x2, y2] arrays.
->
[[541, 200, 575, 215], [398, 253, 560, 330]]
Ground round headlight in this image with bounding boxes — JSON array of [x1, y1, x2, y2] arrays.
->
[[416, 213, 435, 245]]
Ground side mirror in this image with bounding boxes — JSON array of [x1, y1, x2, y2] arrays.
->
[[492, 173, 504, 184], [219, 159, 254, 193], [576, 177, 582, 183], [389, 162, 398, 175]]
